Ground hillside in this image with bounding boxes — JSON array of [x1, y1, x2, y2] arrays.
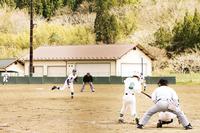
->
[[0, 0, 200, 73]]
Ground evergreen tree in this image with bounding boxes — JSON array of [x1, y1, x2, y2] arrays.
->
[[154, 27, 172, 49], [42, 0, 52, 19], [94, 0, 119, 44], [0, 0, 15, 7], [15, 0, 28, 9], [63, 0, 68, 6], [34, 0, 43, 15], [192, 9, 200, 44], [169, 10, 200, 53]]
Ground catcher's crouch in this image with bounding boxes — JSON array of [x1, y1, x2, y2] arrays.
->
[[137, 79, 192, 130]]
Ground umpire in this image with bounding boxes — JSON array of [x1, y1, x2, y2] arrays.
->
[[81, 73, 95, 92], [137, 79, 192, 130]]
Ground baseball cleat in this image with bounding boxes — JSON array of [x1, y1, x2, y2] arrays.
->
[[51, 86, 57, 90], [184, 123, 192, 130], [137, 124, 144, 129], [118, 118, 124, 123], [135, 118, 139, 125], [157, 120, 162, 128]]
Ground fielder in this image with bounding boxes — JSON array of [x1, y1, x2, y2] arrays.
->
[[2, 73, 9, 85], [52, 69, 78, 99], [118, 72, 142, 124], [137, 79, 192, 130]]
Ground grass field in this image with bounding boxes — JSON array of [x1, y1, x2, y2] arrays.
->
[[153, 72, 200, 85], [0, 84, 199, 133]]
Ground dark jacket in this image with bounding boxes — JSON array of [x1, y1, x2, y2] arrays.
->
[[83, 75, 93, 83]]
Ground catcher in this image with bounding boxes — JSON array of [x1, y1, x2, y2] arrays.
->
[[137, 79, 192, 130]]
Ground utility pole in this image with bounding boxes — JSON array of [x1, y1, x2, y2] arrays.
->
[[29, 0, 33, 77]]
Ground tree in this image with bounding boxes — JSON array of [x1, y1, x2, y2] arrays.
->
[[42, 0, 52, 19], [169, 10, 200, 54], [0, 0, 15, 7], [15, 0, 28, 9], [94, 0, 119, 44], [154, 27, 172, 49], [34, 0, 43, 15]]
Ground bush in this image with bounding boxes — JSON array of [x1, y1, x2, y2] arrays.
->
[[0, 7, 96, 58], [34, 23, 95, 47], [169, 50, 200, 73]]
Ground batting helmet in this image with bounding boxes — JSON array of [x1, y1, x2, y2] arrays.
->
[[72, 69, 77, 73], [132, 71, 141, 78], [158, 79, 168, 86]]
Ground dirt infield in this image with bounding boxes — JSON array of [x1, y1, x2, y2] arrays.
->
[[0, 84, 199, 133]]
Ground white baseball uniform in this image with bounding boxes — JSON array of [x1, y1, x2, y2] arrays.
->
[[139, 86, 190, 127], [3, 74, 9, 85], [159, 112, 176, 122], [120, 77, 142, 119], [60, 73, 77, 93]]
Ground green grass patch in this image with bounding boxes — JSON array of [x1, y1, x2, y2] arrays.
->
[[153, 72, 200, 85]]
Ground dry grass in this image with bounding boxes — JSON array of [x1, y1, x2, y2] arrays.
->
[[0, 84, 199, 133], [130, 0, 200, 44]]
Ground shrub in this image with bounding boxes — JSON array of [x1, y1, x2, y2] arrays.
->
[[169, 49, 200, 73]]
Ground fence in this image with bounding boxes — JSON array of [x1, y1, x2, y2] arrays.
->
[[0, 76, 176, 84]]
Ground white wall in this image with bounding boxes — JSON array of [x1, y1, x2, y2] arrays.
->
[[116, 48, 152, 77], [6, 62, 24, 76], [24, 60, 116, 77], [67, 60, 116, 77], [24, 60, 66, 77]]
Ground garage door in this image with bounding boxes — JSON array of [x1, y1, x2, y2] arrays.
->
[[33, 66, 43, 77], [76, 64, 110, 77], [121, 63, 147, 77], [47, 66, 66, 77]]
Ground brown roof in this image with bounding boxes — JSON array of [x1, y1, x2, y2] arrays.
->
[[22, 44, 154, 61], [0, 59, 24, 69]]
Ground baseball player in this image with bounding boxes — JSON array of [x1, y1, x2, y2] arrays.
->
[[81, 72, 95, 92], [52, 69, 78, 99], [2, 73, 9, 85], [137, 79, 192, 130], [118, 72, 142, 124]]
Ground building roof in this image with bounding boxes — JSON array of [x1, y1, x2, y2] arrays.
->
[[22, 44, 154, 61], [0, 59, 17, 69]]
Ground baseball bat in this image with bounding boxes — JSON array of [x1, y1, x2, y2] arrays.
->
[[141, 91, 151, 99]]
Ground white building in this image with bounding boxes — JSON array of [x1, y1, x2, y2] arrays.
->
[[21, 44, 154, 77], [0, 59, 24, 76]]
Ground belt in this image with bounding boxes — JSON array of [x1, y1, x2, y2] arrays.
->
[[156, 98, 169, 103], [157, 98, 161, 102], [125, 93, 134, 95]]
